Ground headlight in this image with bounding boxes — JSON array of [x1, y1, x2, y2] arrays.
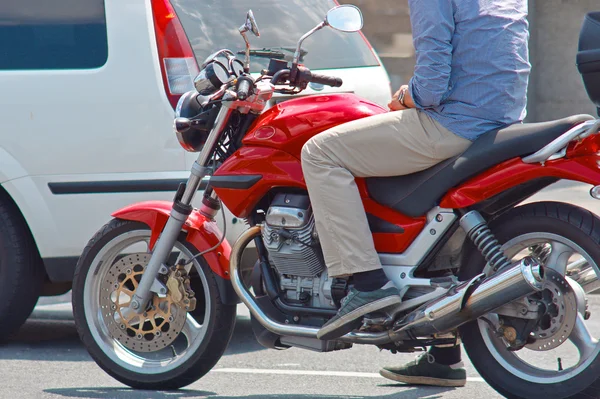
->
[[173, 90, 220, 152], [193, 61, 230, 95]]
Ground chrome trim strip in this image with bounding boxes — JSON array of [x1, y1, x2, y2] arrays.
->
[[522, 119, 600, 164]]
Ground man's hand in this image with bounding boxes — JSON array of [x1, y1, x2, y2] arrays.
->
[[388, 85, 416, 111], [388, 87, 407, 111]]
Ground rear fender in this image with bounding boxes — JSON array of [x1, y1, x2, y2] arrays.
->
[[112, 201, 239, 304]]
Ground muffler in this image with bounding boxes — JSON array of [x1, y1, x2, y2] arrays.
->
[[395, 257, 544, 337]]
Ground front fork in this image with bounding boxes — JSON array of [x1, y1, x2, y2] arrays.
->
[[129, 162, 212, 312], [129, 105, 233, 313]]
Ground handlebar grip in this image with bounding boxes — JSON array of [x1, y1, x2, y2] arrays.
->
[[309, 73, 343, 87], [236, 77, 253, 100]]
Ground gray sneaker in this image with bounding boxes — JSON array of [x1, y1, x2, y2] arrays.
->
[[379, 353, 467, 387], [316, 282, 401, 340]]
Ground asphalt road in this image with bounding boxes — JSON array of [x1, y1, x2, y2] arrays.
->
[[2, 180, 600, 399], [3, 303, 501, 399]]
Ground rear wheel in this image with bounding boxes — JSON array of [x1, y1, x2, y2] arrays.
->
[[460, 202, 600, 399], [72, 219, 236, 389]]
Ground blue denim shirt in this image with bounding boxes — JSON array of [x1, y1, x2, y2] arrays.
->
[[408, 0, 531, 141]]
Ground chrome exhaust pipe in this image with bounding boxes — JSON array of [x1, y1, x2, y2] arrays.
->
[[395, 257, 544, 337], [567, 259, 600, 294], [229, 226, 399, 344]]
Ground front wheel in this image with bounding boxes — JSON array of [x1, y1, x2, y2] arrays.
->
[[460, 202, 600, 399], [72, 219, 236, 390]]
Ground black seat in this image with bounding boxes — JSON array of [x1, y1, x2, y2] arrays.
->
[[366, 114, 595, 217]]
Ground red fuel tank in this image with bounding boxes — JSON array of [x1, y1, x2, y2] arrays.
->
[[242, 93, 387, 157]]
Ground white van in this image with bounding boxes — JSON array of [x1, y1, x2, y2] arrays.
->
[[0, 0, 391, 339]]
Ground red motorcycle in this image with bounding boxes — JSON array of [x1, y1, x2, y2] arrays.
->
[[73, 5, 600, 398]]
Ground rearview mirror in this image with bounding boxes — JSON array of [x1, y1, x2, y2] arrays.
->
[[291, 5, 364, 74], [239, 10, 260, 37], [326, 5, 363, 32], [239, 10, 260, 73]]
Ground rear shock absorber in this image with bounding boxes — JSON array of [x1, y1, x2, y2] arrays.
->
[[460, 211, 512, 273]]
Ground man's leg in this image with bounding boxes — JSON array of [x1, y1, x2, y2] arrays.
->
[[300, 109, 471, 340], [380, 345, 466, 387]]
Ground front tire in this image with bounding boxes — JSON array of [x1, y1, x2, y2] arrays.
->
[[72, 219, 236, 389], [460, 202, 600, 399]]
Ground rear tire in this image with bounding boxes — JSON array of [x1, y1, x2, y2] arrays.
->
[[0, 194, 44, 342], [73, 219, 236, 389], [460, 202, 600, 399]]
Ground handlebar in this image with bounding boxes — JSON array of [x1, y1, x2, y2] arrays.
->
[[308, 72, 343, 88], [236, 76, 253, 100], [271, 67, 343, 89]]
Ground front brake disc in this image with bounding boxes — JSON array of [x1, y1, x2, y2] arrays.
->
[[99, 253, 187, 353]]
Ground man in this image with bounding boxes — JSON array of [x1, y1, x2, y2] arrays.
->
[[301, 0, 530, 388]]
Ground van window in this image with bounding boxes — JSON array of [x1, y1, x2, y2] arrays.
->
[[0, 0, 108, 70], [173, 0, 380, 73]]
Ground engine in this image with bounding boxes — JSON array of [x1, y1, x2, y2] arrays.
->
[[261, 193, 337, 310]]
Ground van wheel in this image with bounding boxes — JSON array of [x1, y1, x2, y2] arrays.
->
[[0, 195, 44, 341]]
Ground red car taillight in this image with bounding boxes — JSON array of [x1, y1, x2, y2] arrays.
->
[[151, 0, 199, 109]]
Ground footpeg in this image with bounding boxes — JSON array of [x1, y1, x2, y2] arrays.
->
[[430, 276, 459, 289], [360, 314, 394, 332]]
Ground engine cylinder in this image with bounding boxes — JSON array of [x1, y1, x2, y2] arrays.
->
[[261, 193, 325, 278]]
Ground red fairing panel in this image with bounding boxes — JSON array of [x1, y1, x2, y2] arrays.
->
[[213, 148, 426, 253], [112, 201, 231, 279], [440, 155, 600, 209], [356, 180, 426, 253], [242, 93, 387, 157], [212, 146, 306, 218]]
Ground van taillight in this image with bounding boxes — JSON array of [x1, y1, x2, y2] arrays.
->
[[151, 0, 199, 109]]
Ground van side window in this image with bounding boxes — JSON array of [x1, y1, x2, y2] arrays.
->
[[0, 0, 108, 70]]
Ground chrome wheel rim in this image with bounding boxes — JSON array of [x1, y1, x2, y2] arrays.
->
[[83, 229, 211, 374], [478, 232, 600, 384]]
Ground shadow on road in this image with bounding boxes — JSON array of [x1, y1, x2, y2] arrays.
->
[[0, 315, 263, 361], [0, 319, 88, 361], [44, 388, 217, 398], [199, 390, 452, 399], [223, 317, 266, 355], [44, 387, 451, 399]]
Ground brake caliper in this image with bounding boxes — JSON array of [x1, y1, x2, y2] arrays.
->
[[166, 263, 197, 312]]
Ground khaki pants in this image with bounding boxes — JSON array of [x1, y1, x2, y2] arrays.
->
[[300, 109, 471, 277]]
